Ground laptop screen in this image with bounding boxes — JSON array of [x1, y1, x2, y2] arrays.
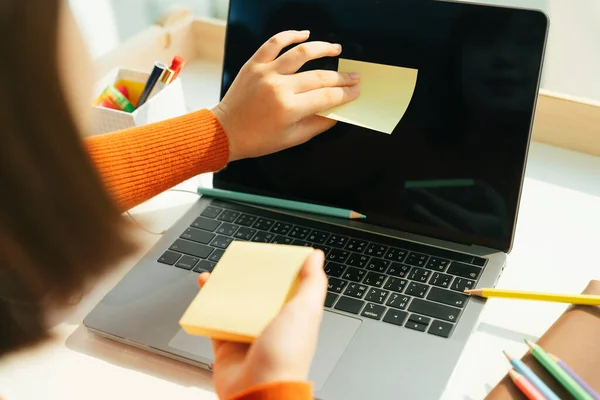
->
[[213, 0, 548, 253]]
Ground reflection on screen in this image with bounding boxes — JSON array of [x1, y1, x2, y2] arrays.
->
[[214, 0, 547, 252]]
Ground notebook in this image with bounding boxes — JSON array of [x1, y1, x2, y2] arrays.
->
[[179, 241, 315, 343], [486, 280, 600, 399]]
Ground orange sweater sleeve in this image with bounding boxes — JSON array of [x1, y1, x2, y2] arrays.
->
[[228, 381, 313, 400], [84, 109, 230, 211]]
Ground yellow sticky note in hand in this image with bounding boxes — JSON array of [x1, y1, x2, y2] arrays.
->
[[318, 59, 419, 134], [179, 241, 315, 343]]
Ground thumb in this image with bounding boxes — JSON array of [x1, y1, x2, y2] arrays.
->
[[289, 115, 337, 147], [286, 249, 327, 314]]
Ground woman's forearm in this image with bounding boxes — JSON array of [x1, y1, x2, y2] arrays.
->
[[84, 109, 230, 211]]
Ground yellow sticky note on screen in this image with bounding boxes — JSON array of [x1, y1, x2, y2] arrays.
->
[[318, 59, 418, 134], [179, 241, 314, 343]]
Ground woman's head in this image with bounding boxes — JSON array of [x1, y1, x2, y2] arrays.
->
[[0, 0, 136, 356]]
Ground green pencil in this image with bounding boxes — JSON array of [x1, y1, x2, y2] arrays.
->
[[197, 187, 366, 220], [525, 340, 594, 400]]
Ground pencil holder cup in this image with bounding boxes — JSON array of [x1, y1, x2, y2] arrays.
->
[[89, 67, 188, 136]]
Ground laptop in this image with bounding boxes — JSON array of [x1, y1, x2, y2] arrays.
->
[[83, 0, 548, 398]]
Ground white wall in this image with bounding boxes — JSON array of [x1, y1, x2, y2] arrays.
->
[[68, 0, 120, 59]]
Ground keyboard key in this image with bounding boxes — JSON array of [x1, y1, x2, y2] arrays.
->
[[210, 235, 234, 249], [346, 239, 367, 253], [408, 299, 460, 323], [334, 296, 365, 314], [472, 257, 487, 267], [409, 314, 431, 325], [234, 227, 257, 241], [175, 255, 199, 270], [409, 268, 431, 283], [366, 258, 390, 273], [325, 292, 338, 308], [201, 206, 222, 219], [405, 252, 429, 267], [383, 309, 408, 326], [270, 222, 293, 235], [427, 287, 468, 308], [217, 210, 240, 223], [312, 244, 331, 255], [384, 277, 408, 293], [387, 293, 411, 310], [293, 239, 311, 247], [361, 303, 386, 320], [193, 260, 216, 273], [253, 218, 275, 231], [180, 228, 215, 244], [307, 230, 329, 244], [450, 278, 475, 292], [342, 267, 366, 282], [191, 217, 221, 232], [365, 244, 388, 258], [406, 282, 429, 298], [426, 257, 450, 271], [272, 235, 293, 245], [169, 240, 213, 259], [364, 272, 386, 287], [328, 277, 348, 294], [405, 321, 428, 332], [289, 226, 310, 239], [347, 253, 370, 268], [387, 263, 411, 278], [324, 262, 346, 277], [234, 213, 257, 227], [216, 223, 238, 236], [447, 262, 482, 280], [208, 249, 225, 262], [365, 288, 389, 304], [344, 283, 367, 299], [385, 247, 408, 263], [428, 320, 454, 338], [327, 249, 350, 263], [158, 250, 181, 265], [251, 231, 275, 243], [429, 272, 453, 288], [326, 235, 349, 248]]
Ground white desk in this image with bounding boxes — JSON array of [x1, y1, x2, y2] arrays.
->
[[1, 59, 600, 400]]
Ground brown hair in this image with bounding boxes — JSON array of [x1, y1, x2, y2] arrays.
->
[[0, 0, 137, 356]]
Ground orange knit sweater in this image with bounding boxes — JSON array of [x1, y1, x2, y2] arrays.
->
[[84, 109, 313, 400]]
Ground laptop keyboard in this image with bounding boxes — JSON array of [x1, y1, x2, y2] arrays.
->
[[158, 200, 487, 339]]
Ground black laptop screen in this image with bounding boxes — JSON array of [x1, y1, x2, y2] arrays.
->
[[213, 0, 548, 252]]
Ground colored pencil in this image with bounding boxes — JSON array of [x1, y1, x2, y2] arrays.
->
[[503, 351, 561, 400], [525, 340, 594, 400], [508, 369, 548, 400], [549, 354, 600, 400], [197, 187, 366, 220], [465, 288, 600, 306]]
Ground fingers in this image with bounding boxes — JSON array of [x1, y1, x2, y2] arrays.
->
[[197, 272, 210, 288], [293, 85, 360, 119], [287, 250, 327, 313], [274, 41, 342, 74], [251, 30, 311, 64], [292, 70, 360, 94]]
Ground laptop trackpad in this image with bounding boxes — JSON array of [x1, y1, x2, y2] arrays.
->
[[169, 311, 361, 390]]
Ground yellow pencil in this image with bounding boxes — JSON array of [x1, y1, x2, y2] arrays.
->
[[464, 288, 600, 306]]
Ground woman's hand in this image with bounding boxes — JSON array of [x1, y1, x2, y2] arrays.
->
[[196, 250, 327, 399], [211, 30, 360, 161]]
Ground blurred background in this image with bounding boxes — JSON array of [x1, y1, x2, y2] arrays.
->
[[68, 0, 600, 103]]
